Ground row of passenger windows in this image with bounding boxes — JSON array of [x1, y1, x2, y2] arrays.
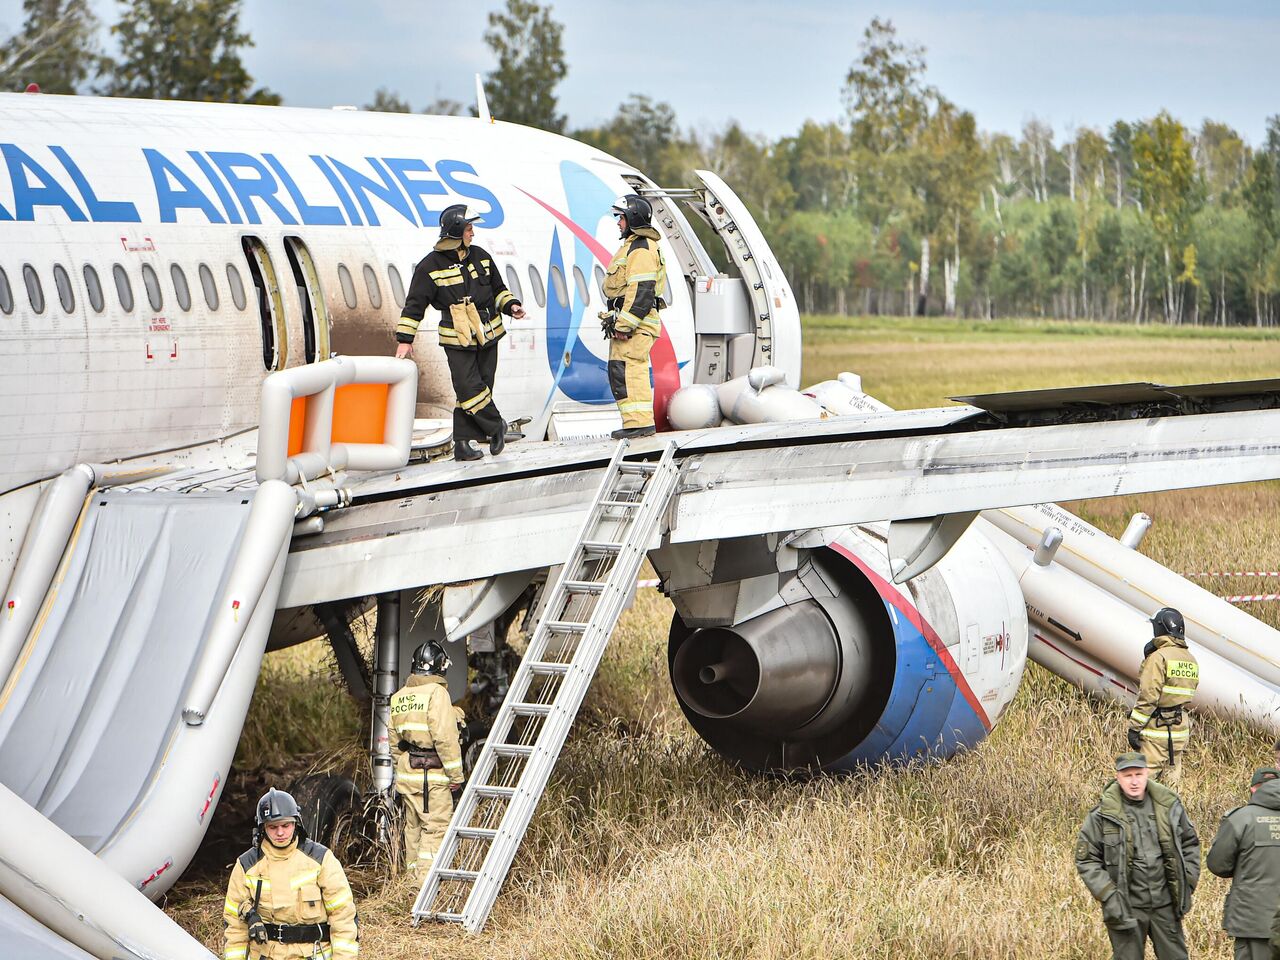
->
[[0, 256, 634, 317]]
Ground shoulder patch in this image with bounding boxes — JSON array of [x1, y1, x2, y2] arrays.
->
[[298, 839, 329, 864], [237, 847, 262, 871]]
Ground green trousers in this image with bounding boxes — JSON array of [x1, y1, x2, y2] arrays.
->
[[1234, 936, 1269, 960], [1105, 904, 1187, 960]]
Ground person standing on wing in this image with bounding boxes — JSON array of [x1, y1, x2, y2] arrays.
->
[[394, 205, 525, 462], [1128, 607, 1199, 786], [600, 194, 665, 440]]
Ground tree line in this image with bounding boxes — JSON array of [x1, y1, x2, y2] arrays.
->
[[5, 1, 1279, 325]]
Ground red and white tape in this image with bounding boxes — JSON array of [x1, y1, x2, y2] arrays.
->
[[1186, 571, 1280, 578], [637, 579, 661, 589], [1224, 595, 1280, 604]]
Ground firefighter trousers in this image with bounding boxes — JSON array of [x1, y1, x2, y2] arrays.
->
[[1140, 741, 1185, 787], [401, 782, 454, 869], [608, 333, 655, 429], [445, 345, 504, 443]]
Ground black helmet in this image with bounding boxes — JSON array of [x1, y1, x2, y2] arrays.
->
[[1150, 606, 1185, 640], [610, 194, 652, 233], [253, 787, 306, 847], [411, 640, 451, 676], [439, 203, 481, 240]]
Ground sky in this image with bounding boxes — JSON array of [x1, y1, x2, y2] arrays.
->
[[2, 0, 1278, 146]]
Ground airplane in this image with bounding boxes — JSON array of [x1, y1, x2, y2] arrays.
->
[[2, 88, 1280, 956]]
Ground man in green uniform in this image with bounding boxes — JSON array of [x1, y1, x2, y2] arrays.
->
[[395, 204, 525, 462], [1129, 607, 1199, 786], [1075, 752, 1200, 960], [1208, 768, 1280, 960], [600, 194, 665, 440]]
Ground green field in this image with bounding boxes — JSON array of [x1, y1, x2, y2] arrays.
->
[[170, 317, 1280, 959]]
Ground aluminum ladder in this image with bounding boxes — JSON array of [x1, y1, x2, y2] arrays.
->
[[412, 440, 680, 933]]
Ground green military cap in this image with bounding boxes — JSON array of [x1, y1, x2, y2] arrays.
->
[[1115, 752, 1148, 771], [1251, 767, 1280, 787]]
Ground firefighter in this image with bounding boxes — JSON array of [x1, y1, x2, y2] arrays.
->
[[222, 788, 359, 960], [1207, 768, 1280, 960], [390, 640, 465, 870], [1128, 607, 1199, 786], [600, 194, 665, 440], [394, 204, 525, 462], [1075, 752, 1200, 960]]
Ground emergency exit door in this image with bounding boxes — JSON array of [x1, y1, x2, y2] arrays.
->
[[242, 236, 287, 371], [284, 237, 330, 363]]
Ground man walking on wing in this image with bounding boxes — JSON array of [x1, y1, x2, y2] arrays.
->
[[1207, 768, 1280, 960], [1075, 752, 1200, 960]]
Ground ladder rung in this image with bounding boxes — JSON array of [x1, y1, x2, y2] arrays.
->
[[619, 462, 657, 475], [510, 702, 553, 717], [600, 498, 642, 508], [544, 620, 588, 633], [436, 868, 480, 882], [424, 911, 465, 923], [455, 826, 499, 840], [491, 743, 535, 758], [582, 540, 623, 555], [527, 660, 572, 675], [563, 579, 605, 594], [473, 785, 518, 798]]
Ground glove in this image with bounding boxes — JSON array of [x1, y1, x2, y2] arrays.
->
[[245, 911, 268, 944], [598, 310, 617, 341], [1127, 728, 1143, 751]]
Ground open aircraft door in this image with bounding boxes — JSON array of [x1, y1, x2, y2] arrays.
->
[[687, 169, 802, 387]]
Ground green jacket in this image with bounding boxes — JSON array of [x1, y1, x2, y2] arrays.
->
[[1208, 779, 1280, 938], [1075, 779, 1201, 927]]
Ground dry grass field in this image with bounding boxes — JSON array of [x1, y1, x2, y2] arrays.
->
[[167, 316, 1280, 958]]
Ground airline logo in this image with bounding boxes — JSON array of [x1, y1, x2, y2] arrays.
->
[[0, 143, 503, 227]]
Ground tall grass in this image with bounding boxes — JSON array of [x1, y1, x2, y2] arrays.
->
[[167, 318, 1280, 957]]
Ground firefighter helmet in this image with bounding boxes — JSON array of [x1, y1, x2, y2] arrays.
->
[[411, 640, 451, 676], [610, 194, 653, 232], [253, 788, 306, 847], [1150, 606, 1185, 640], [439, 203, 481, 240]]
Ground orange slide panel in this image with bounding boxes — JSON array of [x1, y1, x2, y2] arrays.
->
[[287, 396, 307, 457], [332, 382, 389, 445]]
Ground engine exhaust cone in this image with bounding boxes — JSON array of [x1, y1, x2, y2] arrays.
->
[[671, 601, 839, 733]]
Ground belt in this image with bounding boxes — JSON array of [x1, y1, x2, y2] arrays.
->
[[262, 921, 331, 944]]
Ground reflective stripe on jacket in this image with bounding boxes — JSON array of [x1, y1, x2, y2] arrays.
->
[[223, 838, 359, 959], [603, 226, 665, 338], [396, 242, 518, 349], [390, 674, 465, 789]]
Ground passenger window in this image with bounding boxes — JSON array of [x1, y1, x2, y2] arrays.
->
[[83, 265, 104, 313], [572, 264, 589, 305], [593, 265, 606, 298], [171, 264, 192, 311], [0, 267, 11, 314], [337, 264, 357, 309], [141, 263, 163, 311], [23, 265, 44, 314], [226, 264, 247, 310], [199, 263, 219, 310], [113, 264, 134, 312], [549, 265, 569, 308], [363, 263, 382, 309], [388, 264, 405, 308], [527, 265, 545, 308], [52, 264, 75, 313], [504, 264, 523, 304]]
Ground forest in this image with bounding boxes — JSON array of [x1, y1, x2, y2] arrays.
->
[[4, 0, 1279, 325]]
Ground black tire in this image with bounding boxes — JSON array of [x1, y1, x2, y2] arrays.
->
[[287, 773, 360, 846]]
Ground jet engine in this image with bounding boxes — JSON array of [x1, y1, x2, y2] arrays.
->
[[660, 523, 1028, 773]]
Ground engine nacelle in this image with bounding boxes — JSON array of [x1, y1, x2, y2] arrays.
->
[[662, 524, 1028, 773]]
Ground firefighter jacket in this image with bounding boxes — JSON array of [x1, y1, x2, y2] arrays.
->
[[395, 240, 520, 350], [1075, 779, 1200, 927], [1129, 634, 1199, 754], [390, 674, 465, 793], [1208, 778, 1280, 938], [603, 226, 666, 338], [223, 836, 358, 960]]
